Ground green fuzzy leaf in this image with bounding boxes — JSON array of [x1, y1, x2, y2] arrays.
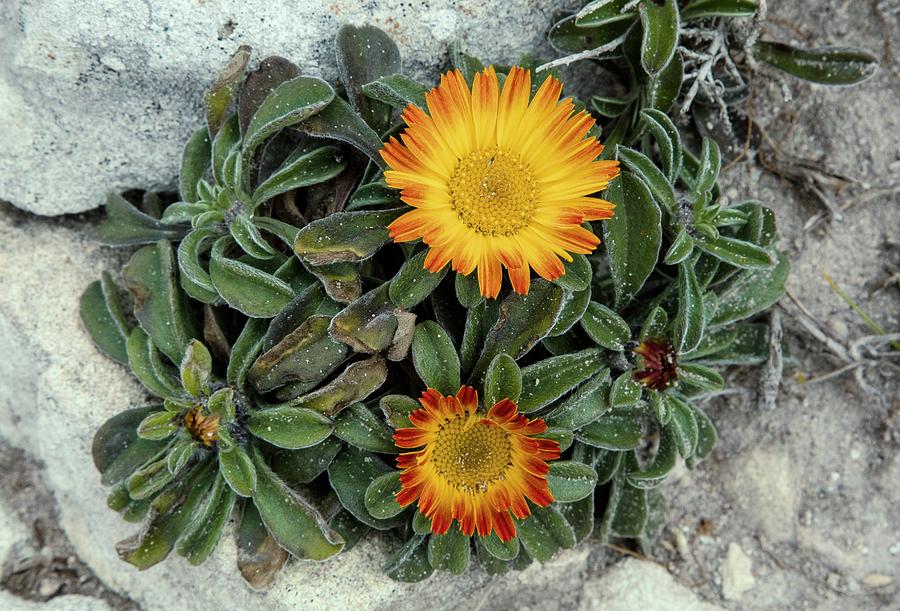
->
[[674, 261, 705, 353], [412, 510, 432, 535], [362, 74, 428, 109], [545, 368, 611, 429], [294, 208, 402, 267], [690, 404, 718, 463], [609, 476, 649, 537], [455, 272, 483, 308], [412, 321, 461, 395], [364, 471, 404, 520], [235, 502, 289, 591], [475, 542, 510, 576], [228, 214, 277, 260], [159, 202, 207, 226], [80, 272, 130, 364], [549, 286, 592, 338], [470, 280, 565, 382], [203, 45, 250, 138], [328, 446, 407, 530], [390, 250, 448, 309], [581, 301, 631, 350], [603, 173, 662, 307], [116, 463, 214, 569], [336, 24, 401, 132], [250, 446, 345, 560], [479, 532, 519, 561], [211, 115, 241, 187], [126, 328, 181, 399], [123, 240, 198, 363], [696, 235, 773, 268], [576, 412, 642, 450], [136, 410, 177, 441], [165, 439, 196, 475], [711, 250, 789, 326], [677, 363, 725, 390], [693, 137, 721, 193], [618, 146, 676, 211], [517, 505, 576, 562], [219, 445, 257, 497], [681, 0, 758, 20], [626, 427, 677, 489], [427, 527, 470, 574], [287, 356, 388, 416], [640, 305, 669, 340], [126, 456, 175, 500], [548, 14, 631, 54], [333, 402, 397, 454], [664, 228, 694, 265], [179, 127, 212, 204], [329, 284, 413, 356], [242, 76, 335, 166], [297, 97, 386, 166], [179, 339, 212, 397], [518, 348, 605, 413], [592, 448, 625, 484], [560, 492, 595, 543], [269, 437, 343, 486], [639, 0, 680, 76], [252, 146, 347, 206], [177, 473, 236, 565], [610, 373, 643, 408], [552, 254, 592, 292], [647, 50, 683, 112], [227, 318, 268, 388], [686, 322, 768, 366], [753, 41, 878, 86], [576, 0, 638, 28], [346, 181, 401, 211], [177, 227, 221, 304], [592, 95, 633, 118], [249, 315, 348, 394], [209, 237, 295, 318], [666, 395, 699, 458], [385, 535, 434, 582], [548, 461, 598, 502], [483, 353, 523, 407], [640, 109, 683, 182], [380, 394, 420, 429], [248, 407, 333, 449], [93, 407, 167, 485]]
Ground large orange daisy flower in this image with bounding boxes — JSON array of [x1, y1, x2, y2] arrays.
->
[[381, 65, 620, 298], [393, 386, 560, 541]]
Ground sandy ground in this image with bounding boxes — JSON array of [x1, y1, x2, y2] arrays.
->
[[1, 0, 898, 609]]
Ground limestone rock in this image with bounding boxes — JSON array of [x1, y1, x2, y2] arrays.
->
[[721, 543, 755, 601], [0, 0, 568, 216], [580, 558, 723, 611]]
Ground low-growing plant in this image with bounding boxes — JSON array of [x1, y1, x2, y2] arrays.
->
[[80, 21, 804, 587], [545, 0, 878, 151]]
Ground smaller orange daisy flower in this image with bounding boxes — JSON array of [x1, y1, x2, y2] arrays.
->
[[393, 386, 560, 541]]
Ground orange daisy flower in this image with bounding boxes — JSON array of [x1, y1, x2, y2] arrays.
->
[[381, 66, 620, 298], [393, 386, 560, 541]]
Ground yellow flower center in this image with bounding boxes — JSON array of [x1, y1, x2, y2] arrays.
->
[[448, 147, 538, 236], [431, 415, 512, 493]]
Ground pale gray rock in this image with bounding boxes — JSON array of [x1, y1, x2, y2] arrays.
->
[[0, 0, 573, 216], [580, 559, 724, 611], [721, 543, 755, 601]]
